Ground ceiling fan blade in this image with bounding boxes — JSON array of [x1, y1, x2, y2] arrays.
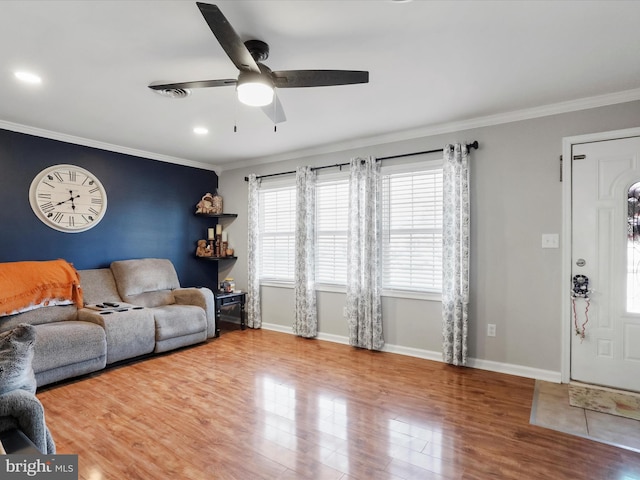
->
[[148, 79, 237, 90], [196, 2, 260, 74], [272, 70, 369, 88], [261, 95, 287, 124]]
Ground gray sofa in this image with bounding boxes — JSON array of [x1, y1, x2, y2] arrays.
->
[[0, 258, 216, 388]]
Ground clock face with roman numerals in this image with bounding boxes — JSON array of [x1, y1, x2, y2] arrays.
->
[[29, 164, 108, 233]]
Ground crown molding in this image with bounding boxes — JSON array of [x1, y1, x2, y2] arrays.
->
[[220, 87, 640, 172], [0, 120, 220, 173], [3, 86, 640, 175]]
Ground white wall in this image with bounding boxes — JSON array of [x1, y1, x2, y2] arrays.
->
[[217, 100, 640, 379]]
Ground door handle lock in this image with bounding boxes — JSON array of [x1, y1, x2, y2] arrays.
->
[[576, 258, 586, 267]]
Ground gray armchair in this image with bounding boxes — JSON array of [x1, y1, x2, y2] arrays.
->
[[0, 389, 55, 453], [0, 323, 55, 454]]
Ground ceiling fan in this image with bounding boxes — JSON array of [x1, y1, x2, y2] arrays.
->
[[148, 2, 369, 124]]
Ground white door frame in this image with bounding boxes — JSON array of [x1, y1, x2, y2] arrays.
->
[[561, 126, 640, 383]]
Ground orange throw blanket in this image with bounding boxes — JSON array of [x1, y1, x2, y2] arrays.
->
[[0, 259, 83, 316]]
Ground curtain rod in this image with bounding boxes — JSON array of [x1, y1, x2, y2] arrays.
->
[[244, 141, 478, 182]]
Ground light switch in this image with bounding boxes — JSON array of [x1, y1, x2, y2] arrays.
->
[[542, 233, 559, 249]]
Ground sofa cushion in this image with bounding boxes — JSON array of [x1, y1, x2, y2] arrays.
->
[[0, 324, 37, 395], [155, 331, 207, 354], [79, 268, 122, 305], [32, 321, 106, 374], [110, 259, 179, 308], [152, 305, 207, 341]]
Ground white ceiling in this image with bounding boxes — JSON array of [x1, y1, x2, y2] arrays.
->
[[1, 0, 640, 172]]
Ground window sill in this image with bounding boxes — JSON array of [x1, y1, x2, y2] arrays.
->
[[260, 282, 441, 302], [260, 281, 294, 289], [382, 289, 442, 302]]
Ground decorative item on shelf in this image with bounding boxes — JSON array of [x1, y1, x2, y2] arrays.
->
[[226, 247, 234, 257], [196, 239, 213, 257], [215, 235, 221, 257], [214, 224, 222, 257], [211, 190, 223, 214], [196, 192, 215, 214], [205, 228, 216, 257], [195, 190, 223, 214], [221, 229, 228, 257]]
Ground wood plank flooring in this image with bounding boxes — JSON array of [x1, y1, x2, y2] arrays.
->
[[36, 324, 640, 479]]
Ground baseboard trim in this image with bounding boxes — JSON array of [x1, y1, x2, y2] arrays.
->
[[261, 323, 562, 383], [380, 343, 444, 363], [466, 358, 561, 383]]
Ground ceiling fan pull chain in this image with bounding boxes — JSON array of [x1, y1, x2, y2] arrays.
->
[[234, 93, 238, 132], [273, 92, 278, 133]]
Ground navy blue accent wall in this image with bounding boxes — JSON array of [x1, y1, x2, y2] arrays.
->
[[0, 129, 220, 289]]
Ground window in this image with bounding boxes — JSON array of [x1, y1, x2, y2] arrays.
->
[[258, 183, 296, 282], [315, 176, 349, 285], [627, 181, 640, 313], [256, 160, 444, 295], [381, 163, 443, 293]]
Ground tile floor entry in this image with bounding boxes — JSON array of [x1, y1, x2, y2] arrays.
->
[[530, 380, 640, 453]]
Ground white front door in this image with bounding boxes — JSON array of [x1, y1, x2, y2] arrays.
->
[[571, 135, 640, 391]]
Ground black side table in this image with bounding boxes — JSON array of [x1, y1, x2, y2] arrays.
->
[[215, 291, 247, 330]]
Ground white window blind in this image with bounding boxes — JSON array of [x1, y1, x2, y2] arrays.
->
[[259, 184, 296, 282], [381, 167, 443, 292], [256, 162, 443, 295], [315, 177, 349, 285]]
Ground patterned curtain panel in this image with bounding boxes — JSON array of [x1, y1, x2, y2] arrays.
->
[[246, 174, 262, 329], [293, 166, 318, 338], [346, 157, 384, 350], [442, 144, 470, 365]]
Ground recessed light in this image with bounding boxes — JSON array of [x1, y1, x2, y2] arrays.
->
[[193, 127, 209, 135], [14, 71, 42, 84]]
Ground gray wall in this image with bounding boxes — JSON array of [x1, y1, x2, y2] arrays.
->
[[217, 100, 640, 375]]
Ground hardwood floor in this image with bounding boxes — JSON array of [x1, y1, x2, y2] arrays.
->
[[37, 324, 640, 479]]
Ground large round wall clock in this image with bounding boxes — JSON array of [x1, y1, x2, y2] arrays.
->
[[29, 164, 108, 233]]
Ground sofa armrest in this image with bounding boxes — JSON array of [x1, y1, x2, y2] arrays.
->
[[174, 288, 216, 338]]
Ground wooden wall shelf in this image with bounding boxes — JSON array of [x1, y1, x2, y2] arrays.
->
[[197, 256, 237, 261], [195, 213, 238, 218]]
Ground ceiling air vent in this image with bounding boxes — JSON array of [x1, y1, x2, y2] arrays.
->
[[154, 88, 191, 99]]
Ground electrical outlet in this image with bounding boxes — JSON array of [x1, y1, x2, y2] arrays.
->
[[343, 307, 347, 317], [487, 324, 497, 337]]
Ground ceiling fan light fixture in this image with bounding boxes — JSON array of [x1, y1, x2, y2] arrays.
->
[[237, 72, 274, 107]]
